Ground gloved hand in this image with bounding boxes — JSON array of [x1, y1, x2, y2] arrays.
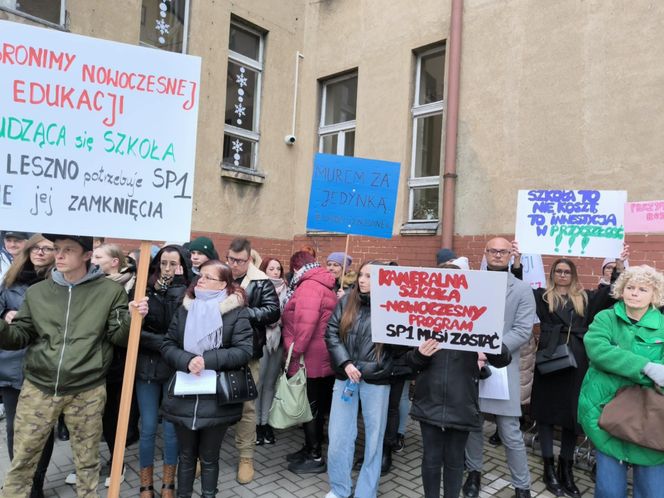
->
[[642, 362, 664, 386]]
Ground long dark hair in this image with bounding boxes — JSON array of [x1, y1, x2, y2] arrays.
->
[[147, 245, 192, 288], [186, 260, 246, 301], [338, 260, 383, 360], [3, 234, 54, 288]]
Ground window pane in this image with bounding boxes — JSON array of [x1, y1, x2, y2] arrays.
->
[[324, 76, 357, 125], [223, 134, 256, 169], [229, 24, 261, 61], [414, 114, 442, 177], [344, 131, 355, 156], [225, 61, 257, 131], [418, 49, 445, 105], [412, 187, 440, 221], [1, 0, 61, 24], [321, 134, 338, 155], [140, 0, 187, 53]]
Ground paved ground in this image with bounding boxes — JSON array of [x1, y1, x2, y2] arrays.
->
[[0, 415, 598, 497]]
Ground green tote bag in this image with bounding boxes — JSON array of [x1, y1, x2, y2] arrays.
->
[[268, 343, 313, 429]]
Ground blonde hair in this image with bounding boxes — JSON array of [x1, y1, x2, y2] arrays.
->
[[611, 265, 664, 307], [542, 258, 587, 316], [97, 243, 127, 271]]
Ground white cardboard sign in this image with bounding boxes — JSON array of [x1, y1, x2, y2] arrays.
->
[[514, 189, 626, 258], [370, 265, 507, 353], [0, 21, 201, 241]]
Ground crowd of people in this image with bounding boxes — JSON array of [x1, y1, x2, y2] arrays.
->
[[0, 229, 663, 498]]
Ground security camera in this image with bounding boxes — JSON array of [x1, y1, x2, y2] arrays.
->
[[284, 134, 296, 145]]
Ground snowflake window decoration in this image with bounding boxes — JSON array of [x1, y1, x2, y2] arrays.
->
[[234, 103, 246, 118], [155, 19, 170, 36], [236, 73, 248, 88], [231, 139, 244, 153]]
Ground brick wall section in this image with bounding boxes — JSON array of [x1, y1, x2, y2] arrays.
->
[[108, 232, 664, 290]]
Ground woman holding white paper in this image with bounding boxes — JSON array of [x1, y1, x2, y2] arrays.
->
[[160, 260, 253, 498], [530, 249, 627, 498], [406, 259, 512, 498]]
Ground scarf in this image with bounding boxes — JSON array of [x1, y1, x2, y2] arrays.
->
[[284, 262, 320, 304], [183, 288, 227, 356]]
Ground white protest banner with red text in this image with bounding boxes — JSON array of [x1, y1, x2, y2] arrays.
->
[[370, 265, 507, 353], [0, 21, 200, 241]]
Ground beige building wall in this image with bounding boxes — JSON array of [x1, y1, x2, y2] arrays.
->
[[4, 0, 664, 240]]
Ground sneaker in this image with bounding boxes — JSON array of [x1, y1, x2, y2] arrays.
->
[[286, 445, 309, 463], [325, 492, 342, 498], [394, 433, 405, 453], [65, 472, 77, 485], [0, 403, 5, 420], [288, 455, 327, 474], [104, 465, 125, 487], [264, 425, 276, 444]]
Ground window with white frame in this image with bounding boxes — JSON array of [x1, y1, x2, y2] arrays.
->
[[222, 21, 264, 170], [319, 73, 357, 156], [408, 44, 445, 222], [0, 0, 65, 26], [140, 0, 190, 53]]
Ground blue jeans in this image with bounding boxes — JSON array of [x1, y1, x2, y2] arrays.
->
[[327, 380, 389, 498], [135, 380, 178, 467], [595, 450, 664, 498]]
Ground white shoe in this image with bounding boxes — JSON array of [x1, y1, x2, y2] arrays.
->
[[0, 403, 5, 420], [325, 492, 341, 498], [104, 466, 125, 487], [65, 472, 77, 485]]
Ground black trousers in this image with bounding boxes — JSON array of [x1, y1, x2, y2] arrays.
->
[[302, 375, 334, 454], [538, 423, 576, 459], [102, 380, 140, 458], [384, 380, 406, 449], [420, 421, 469, 498], [174, 424, 228, 497]]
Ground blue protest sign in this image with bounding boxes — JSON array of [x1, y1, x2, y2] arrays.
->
[[306, 153, 400, 238]]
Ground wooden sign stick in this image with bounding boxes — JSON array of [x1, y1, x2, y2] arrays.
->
[[108, 240, 152, 497]]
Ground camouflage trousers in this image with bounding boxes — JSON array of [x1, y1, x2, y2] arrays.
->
[[1, 380, 106, 498]]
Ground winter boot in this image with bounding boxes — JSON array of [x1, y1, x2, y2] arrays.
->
[[542, 457, 564, 496], [557, 457, 581, 498]]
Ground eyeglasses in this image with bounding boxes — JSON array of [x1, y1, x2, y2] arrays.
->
[[485, 249, 510, 257], [199, 273, 222, 282], [554, 269, 572, 276], [31, 246, 55, 254], [227, 256, 248, 265]]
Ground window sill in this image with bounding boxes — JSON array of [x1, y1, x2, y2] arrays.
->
[[0, 7, 67, 30], [220, 164, 265, 185], [400, 221, 439, 235]]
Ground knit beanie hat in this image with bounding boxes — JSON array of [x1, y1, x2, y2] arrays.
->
[[436, 248, 457, 266], [327, 252, 352, 267], [189, 236, 218, 260]]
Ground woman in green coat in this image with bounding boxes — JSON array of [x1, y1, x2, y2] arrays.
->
[[578, 265, 664, 498]]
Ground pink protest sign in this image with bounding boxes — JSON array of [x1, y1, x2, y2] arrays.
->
[[624, 201, 664, 234]]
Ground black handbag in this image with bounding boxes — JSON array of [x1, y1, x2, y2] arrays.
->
[[217, 365, 257, 405], [536, 323, 577, 374]]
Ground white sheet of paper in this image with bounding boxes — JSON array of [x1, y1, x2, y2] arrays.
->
[[173, 370, 217, 395], [479, 366, 509, 400]]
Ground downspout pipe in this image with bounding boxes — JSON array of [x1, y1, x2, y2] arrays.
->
[[441, 0, 463, 249]]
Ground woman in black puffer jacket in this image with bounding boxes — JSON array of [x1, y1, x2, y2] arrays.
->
[[136, 244, 191, 497], [406, 263, 512, 498], [0, 234, 56, 498], [325, 261, 404, 498], [161, 260, 253, 498]]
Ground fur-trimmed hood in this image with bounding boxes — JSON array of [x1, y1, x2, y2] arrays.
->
[[239, 263, 269, 289], [182, 291, 244, 315]]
